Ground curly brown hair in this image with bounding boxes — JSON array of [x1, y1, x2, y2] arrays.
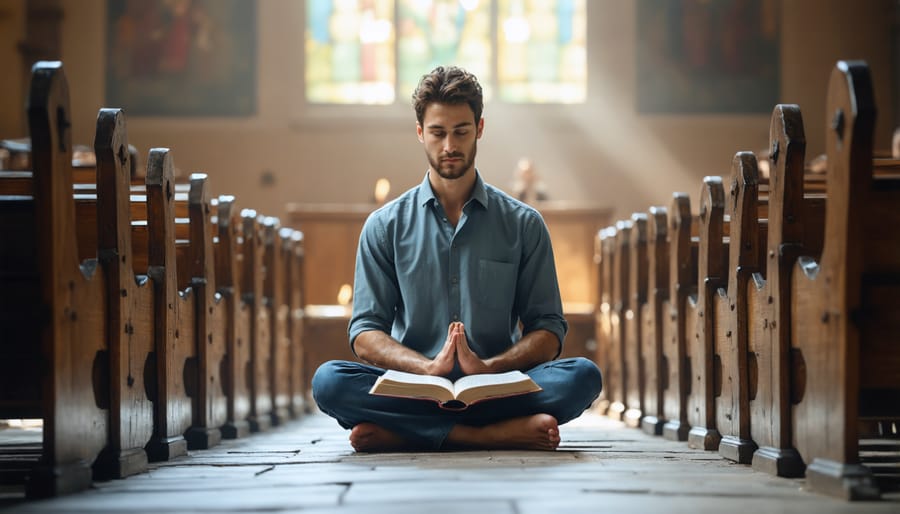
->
[[412, 66, 483, 126]]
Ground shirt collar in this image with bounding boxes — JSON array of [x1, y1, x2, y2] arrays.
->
[[417, 169, 489, 209]]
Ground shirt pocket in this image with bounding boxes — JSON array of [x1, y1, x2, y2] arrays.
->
[[477, 259, 516, 310]]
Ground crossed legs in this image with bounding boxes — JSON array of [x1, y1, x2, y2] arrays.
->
[[312, 357, 602, 452]]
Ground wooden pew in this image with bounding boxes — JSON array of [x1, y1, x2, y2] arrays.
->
[[0, 61, 108, 497], [58, 141, 249, 449], [623, 213, 648, 427], [185, 173, 228, 448], [606, 220, 632, 420], [747, 103, 821, 478], [241, 209, 274, 432], [660, 193, 695, 441], [214, 196, 253, 438], [713, 152, 765, 463], [639, 206, 668, 435], [684, 177, 727, 451], [791, 60, 900, 500], [90, 108, 154, 479], [0, 108, 157, 481], [142, 148, 195, 460], [594, 226, 617, 415], [86, 158, 220, 456], [281, 227, 307, 416], [263, 217, 291, 425]]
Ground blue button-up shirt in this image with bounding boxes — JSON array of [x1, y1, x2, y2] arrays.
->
[[349, 171, 567, 370]]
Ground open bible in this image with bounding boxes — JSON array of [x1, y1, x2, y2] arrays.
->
[[369, 369, 542, 410]]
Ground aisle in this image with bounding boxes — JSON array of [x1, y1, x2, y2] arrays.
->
[[2, 410, 897, 513]]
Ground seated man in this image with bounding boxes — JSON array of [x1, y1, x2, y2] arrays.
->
[[312, 65, 603, 452]]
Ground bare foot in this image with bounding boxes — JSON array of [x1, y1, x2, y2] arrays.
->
[[445, 413, 560, 451], [349, 423, 414, 452]]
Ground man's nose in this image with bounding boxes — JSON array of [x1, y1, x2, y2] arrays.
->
[[443, 135, 457, 153]]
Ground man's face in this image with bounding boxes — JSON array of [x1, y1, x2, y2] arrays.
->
[[417, 102, 484, 180]]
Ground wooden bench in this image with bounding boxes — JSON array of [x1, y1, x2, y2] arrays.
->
[[623, 213, 648, 427], [747, 103, 823, 478], [660, 194, 696, 442], [214, 196, 253, 439], [0, 107, 159, 481], [684, 177, 728, 451], [90, 108, 154, 478], [241, 209, 274, 432], [712, 152, 767, 463], [1, 59, 307, 498], [80, 152, 222, 458], [605, 220, 632, 421], [0, 61, 108, 497], [593, 226, 617, 415], [140, 148, 198, 460], [185, 172, 229, 448], [280, 227, 308, 415], [639, 206, 668, 435], [77, 159, 294, 440], [790, 60, 900, 500], [263, 217, 291, 425]]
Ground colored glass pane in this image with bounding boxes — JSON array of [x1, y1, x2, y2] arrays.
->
[[306, 0, 396, 104], [304, 1, 587, 104], [397, 0, 493, 99], [497, 0, 586, 103]]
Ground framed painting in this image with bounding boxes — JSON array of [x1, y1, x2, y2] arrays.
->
[[636, 0, 779, 114], [106, 0, 256, 116]]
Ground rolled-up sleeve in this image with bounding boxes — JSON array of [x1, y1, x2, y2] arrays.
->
[[515, 211, 568, 357], [348, 212, 399, 354]]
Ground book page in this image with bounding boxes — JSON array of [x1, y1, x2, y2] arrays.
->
[[379, 370, 455, 391], [453, 370, 532, 395]]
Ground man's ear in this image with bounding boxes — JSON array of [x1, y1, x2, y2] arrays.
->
[[476, 118, 484, 139], [416, 122, 424, 143]]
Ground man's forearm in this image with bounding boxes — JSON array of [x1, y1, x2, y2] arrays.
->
[[353, 330, 434, 375], [484, 329, 560, 373]]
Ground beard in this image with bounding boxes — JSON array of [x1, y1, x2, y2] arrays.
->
[[428, 141, 477, 180]]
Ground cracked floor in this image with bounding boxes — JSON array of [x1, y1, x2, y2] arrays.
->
[[2, 410, 898, 513]]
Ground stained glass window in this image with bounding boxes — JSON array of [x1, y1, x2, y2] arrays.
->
[[497, 0, 586, 103], [305, 0, 586, 104], [398, 0, 493, 100], [306, 0, 396, 104]]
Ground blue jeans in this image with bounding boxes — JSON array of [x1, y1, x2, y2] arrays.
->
[[312, 357, 603, 450]]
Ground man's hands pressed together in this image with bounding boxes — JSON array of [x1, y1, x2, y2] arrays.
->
[[425, 322, 493, 376], [451, 322, 494, 375], [424, 322, 459, 376], [355, 321, 557, 378]]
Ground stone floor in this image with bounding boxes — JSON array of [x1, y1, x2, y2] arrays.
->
[[1, 410, 898, 514]]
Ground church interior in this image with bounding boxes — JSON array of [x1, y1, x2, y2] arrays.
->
[[1, 0, 899, 512]]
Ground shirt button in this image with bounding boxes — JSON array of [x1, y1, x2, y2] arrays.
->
[[452, 314, 459, 321], [451, 277, 458, 284], [442, 217, 448, 223]]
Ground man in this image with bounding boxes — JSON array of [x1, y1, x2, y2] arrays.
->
[[312, 66, 602, 452]]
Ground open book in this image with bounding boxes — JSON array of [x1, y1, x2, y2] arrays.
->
[[369, 369, 542, 410]]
